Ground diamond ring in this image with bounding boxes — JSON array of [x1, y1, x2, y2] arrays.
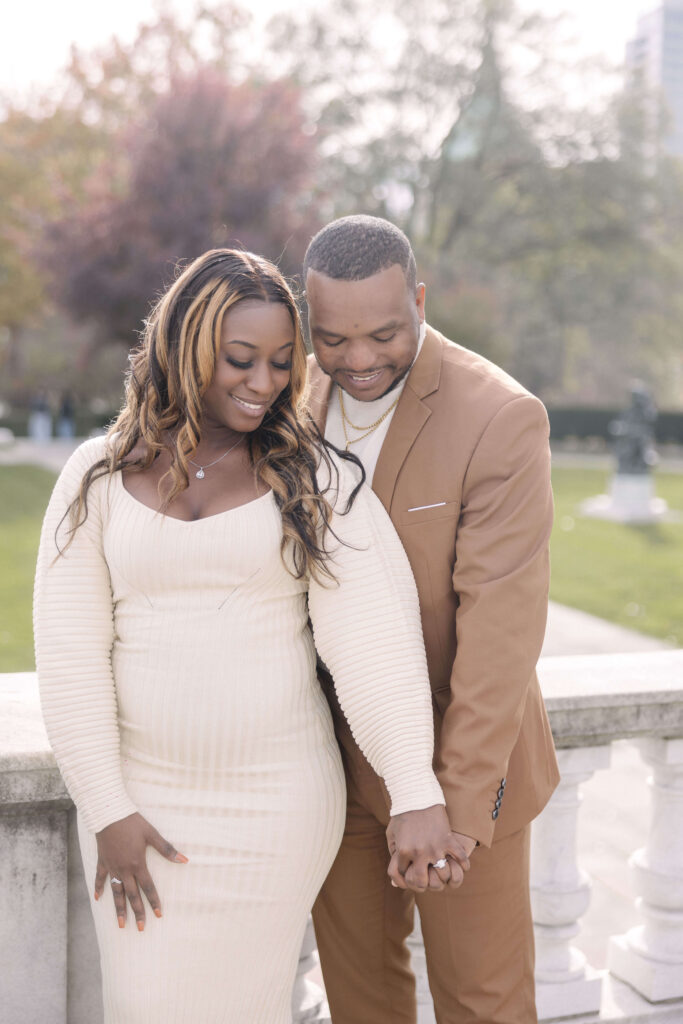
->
[[111, 876, 123, 885], [433, 858, 448, 870]]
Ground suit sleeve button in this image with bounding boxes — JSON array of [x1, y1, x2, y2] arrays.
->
[[501, 777, 507, 788], [497, 787, 505, 799], [492, 808, 499, 820]]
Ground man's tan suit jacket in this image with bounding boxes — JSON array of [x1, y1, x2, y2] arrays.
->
[[308, 325, 560, 848]]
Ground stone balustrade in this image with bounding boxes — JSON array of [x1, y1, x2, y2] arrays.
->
[[531, 650, 683, 1024], [2, 650, 683, 1023]]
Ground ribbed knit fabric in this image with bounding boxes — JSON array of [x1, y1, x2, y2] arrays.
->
[[33, 436, 443, 1024]]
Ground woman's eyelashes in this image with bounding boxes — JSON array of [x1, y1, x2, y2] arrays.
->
[[226, 358, 292, 371]]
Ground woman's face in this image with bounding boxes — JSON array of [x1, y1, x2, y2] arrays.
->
[[201, 300, 295, 433]]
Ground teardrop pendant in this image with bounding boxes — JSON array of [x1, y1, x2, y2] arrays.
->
[[195, 468, 205, 479]]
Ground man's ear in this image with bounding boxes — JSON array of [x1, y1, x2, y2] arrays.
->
[[416, 282, 426, 321]]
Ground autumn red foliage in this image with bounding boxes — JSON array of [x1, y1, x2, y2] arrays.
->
[[46, 70, 321, 345]]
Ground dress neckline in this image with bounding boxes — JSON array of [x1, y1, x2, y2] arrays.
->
[[117, 471, 273, 524]]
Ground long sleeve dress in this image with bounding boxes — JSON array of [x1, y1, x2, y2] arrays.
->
[[33, 435, 444, 1024]]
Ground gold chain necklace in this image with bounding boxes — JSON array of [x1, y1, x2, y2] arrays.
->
[[338, 385, 400, 451]]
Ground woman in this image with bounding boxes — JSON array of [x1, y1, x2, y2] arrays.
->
[[33, 249, 446, 1023]]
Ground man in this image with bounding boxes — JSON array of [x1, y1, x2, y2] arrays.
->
[[304, 215, 560, 1024]]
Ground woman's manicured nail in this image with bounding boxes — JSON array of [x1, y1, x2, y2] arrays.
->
[[174, 853, 189, 863], [118, 916, 125, 929], [154, 908, 162, 918], [137, 921, 144, 932], [94, 891, 99, 901]]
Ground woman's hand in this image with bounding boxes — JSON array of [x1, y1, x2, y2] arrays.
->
[[94, 812, 188, 930], [386, 805, 472, 893]]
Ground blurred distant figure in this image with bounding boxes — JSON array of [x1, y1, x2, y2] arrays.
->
[[610, 383, 658, 475], [56, 391, 76, 439], [28, 390, 52, 441]]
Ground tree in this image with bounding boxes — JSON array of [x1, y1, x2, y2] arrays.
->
[[46, 70, 321, 347], [267, 0, 683, 404], [0, 105, 107, 394]]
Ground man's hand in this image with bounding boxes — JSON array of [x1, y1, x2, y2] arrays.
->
[[386, 805, 474, 893]]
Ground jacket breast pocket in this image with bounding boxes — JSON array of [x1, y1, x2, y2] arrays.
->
[[398, 500, 460, 527]]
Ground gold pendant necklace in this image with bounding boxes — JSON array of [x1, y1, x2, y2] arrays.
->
[[338, 386, 400, 451]]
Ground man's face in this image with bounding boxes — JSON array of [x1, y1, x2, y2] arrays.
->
[[306, 264, 425, 402]]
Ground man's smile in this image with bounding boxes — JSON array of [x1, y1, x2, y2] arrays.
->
[[342, 368, 388, 389]]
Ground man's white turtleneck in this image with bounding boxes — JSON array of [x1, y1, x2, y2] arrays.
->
[[324, 322, 426, 485]]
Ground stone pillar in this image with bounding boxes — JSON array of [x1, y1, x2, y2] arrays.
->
[[292, 916, 330, 1023], [608, 737, 683, 1001], [0, 760, 71, 1024], [531, 744, 611, 1020]]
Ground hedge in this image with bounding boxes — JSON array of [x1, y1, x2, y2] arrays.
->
[[2, 406, 682, 445], [547, 407, 683, 446]]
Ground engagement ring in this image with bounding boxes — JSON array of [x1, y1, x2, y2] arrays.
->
[[111, 877, 123, 885], [433, 858, 448, 870]]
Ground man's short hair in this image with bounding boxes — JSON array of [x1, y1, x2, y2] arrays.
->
[[303, 215, 417, 292]]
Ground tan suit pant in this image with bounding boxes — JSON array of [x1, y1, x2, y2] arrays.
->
[[312, 769, 537, 1024]]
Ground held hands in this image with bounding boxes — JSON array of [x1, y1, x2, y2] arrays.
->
[[94, 812, 188, 931], [386, 805, 476, 893]]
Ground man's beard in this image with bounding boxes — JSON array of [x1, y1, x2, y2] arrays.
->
[[315, 361, 414, 401], [370, 364, 412, 400]]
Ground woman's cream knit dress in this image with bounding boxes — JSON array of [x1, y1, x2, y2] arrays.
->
[[33, 436, 444, 1024]]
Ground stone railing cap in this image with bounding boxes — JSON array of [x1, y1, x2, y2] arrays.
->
[[539, 650, 683, 747]]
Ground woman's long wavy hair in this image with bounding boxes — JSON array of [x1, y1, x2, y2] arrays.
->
[[63, 248, 363, 580]]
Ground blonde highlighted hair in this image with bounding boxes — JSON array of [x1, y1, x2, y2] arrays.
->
[[64, 248, 362, 580]]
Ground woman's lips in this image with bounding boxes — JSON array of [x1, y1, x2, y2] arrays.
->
[[229, 394, 270, 416]]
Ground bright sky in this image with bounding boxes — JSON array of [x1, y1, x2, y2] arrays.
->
[[1, 0, 651, 101]]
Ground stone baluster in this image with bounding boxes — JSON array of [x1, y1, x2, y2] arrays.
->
[[292, 916, 330, 1023], [608, 736, 683, 1001], [408, 910, 436, 1024], [530, 744, 611, 1020]]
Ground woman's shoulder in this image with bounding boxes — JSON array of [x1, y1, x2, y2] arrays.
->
[[60, 434, 110, 480]]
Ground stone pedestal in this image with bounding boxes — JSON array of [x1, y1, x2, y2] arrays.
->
[[0, 803, 69, 1024], [0, 674, 72, 1024], [580, 474, 669, 524], [608, 738, 683, 1002], [531, 745, 611, 1020]]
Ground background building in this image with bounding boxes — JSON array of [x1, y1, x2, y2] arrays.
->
[[627, 0, 683, 157]]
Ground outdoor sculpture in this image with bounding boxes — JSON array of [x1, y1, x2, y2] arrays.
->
[[609, 384, 658, 476], [581, 383, 669, 524]]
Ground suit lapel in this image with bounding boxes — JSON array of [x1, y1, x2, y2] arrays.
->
[[372, 327, 443, 512], [306, 328, 444, 512]]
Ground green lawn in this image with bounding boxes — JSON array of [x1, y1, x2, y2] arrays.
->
[[550, 467, 683, 647], [0, 463, 681, 672], [0, 465, 56, 671]]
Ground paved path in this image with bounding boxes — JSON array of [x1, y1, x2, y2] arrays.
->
[[1, 436, 674, 976], [0, 436, 82, 473]]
